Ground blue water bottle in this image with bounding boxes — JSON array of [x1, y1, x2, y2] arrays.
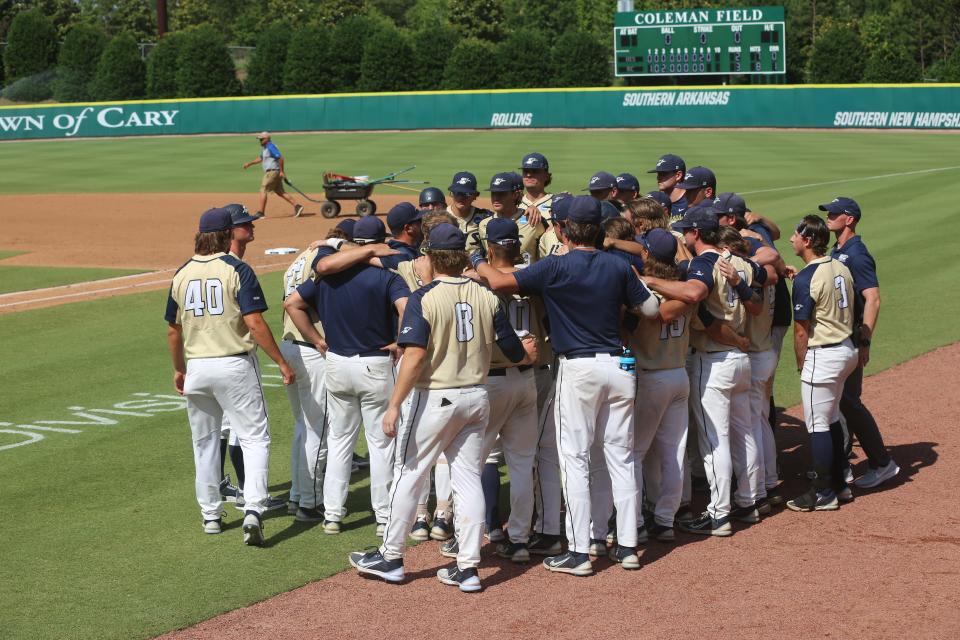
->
[[619, 347, 636, 373]]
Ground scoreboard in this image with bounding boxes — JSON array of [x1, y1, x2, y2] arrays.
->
[[614, 6, 786, 77]]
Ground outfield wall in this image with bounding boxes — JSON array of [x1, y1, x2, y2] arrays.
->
[[2, 84, 960, 140]]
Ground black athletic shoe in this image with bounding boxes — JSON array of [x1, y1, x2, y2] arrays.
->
[[437, 565, 481, 592], [543, 551, 593, 576], [410, 515, 430, 541], [649, 523, 675, 542], [352, 452, 370, 468], [680, 512, 733, 537], [786, 489, 839, 512], [587, 538, 607, 557], [440, 538, 459, 559], [219, 475, 240, 502], [295, 506, 325, 522], [527, 533, 563, 556], [730, 503, 761, 524], [349, 550, 404, 583], [608, 545, 640, 569], [430, 513, 455, 541], [496, 541, 530, 563]]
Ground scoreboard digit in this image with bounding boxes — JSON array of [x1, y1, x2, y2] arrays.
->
[[614, 6, 786, 77]]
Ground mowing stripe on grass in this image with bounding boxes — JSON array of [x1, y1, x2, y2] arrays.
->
[[741, 164, 960, 195]]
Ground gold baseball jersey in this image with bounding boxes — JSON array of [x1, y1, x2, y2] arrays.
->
[[489, 289, 547, 369], [398, 276, 524, 389], [165, 252, 268, 359], [281, 247, 325, 342], [392, 258, 428, 292], [538, 226, 564, 257], [792, 256, 855, 347], [520, 192, 554, 222], [630, 293, 693, 370], [477, 211, 546, 266], [446, 204, 491, 254], [745, 281, 775, 352], [687, 252, 766, 353]]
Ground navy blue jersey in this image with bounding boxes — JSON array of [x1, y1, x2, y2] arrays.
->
[[607, 247, 645, 273], [514, 249, 650, 356], [380, 239, 419, 270], [309, 245, 336, 272], [747, 222, 774, 246], [685, 252, 718, 292], [669, 194, 689, 222], [297, 264, 410, 356], [830, 236, 878, 325]]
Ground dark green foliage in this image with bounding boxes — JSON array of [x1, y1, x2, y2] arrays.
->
[[89, 32, 146, 100], [448, 0, 503, 41], [493, 29, 550, 88], [549, 30, 608, 88], [329, 15, 381, 92], [146, 32, 185, 99], [3, 9, 59, 87], [244, 24, 290, 96], [441, 38, 498, 89], [282, 26, 334, 94], [806, 22, 866, 84], [176, 27, 241, 97], [54, 23, 108, 102], [929, 45, 960, 82], [863, 43, 921, 83], [409, 24, 457, 90], [359, 25, 415, 91]]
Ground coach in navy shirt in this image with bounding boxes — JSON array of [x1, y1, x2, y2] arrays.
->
[[384, 202, 423, 266]]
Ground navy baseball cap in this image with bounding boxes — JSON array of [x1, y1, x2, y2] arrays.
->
[[551, 193, 573, 222], [713, 192, 748, 217], [647, 154, 686, 174], [520, 152, 549, 171], [386, 202, 423, 231], [222, 203, 261, 226], [586, 171, 617, 191], [677, 166, 717, 190], [485, 218, 520, 245], [353, 216, 387, 243], [567, 195, 602, 224], [335, 218, 355, 240], [426, 223, 467, 250], [642, 228, 678, 262], [819, 197, 861, 219], [487, 172, 523, 192], [645, 191, 672, 210], [672, 204, 719, 231], [199, 207, 233, 233], [600, 200, 621, 220], [448, 171, 479, 195], [615, 173, 640, 192]]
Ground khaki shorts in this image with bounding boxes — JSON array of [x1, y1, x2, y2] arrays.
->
[[261, 170, 284, 194]]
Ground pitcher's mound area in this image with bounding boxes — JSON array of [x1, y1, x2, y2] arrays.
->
[[160, 343, 960, 640]]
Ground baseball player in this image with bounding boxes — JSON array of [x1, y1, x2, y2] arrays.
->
[[287, 216, 410, 537], [477, 172, 546, 266], [446, 171, 491, 253], [646, 154, 687, 221], [519, 152, 554, 223], [586, 171, 618, 202], [786, 214, 859, 511], [419, 187, 447, 212], [348, 223, 535, 592], [538, 192, 573, 258], [165, 207, 294, 545], [613, 173, 642, 209], [823, 197, 899, 489], [241, 132, 304, 218], [676, 166, 717, 210], [385, 202, 424, 259], [476, 196, 660, 575]]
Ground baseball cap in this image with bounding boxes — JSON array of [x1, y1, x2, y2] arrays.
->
[[600, 200, 621, 220], [485, 218, 520, 245], [520, 152, 549, 171], [647, 154, 686, 174], [335, 218, 356, 240], [419, 187, 445, 207], [567, 195, 602, 224], [551, 193, 573, 222], [487, 172, 523, 193], [426, 223, 466, 250], [677, 166, 717, 190], [198, 207, 233, 233], [713, 192, 748, 217], [615, 173, 641, 192], [448, 171, 479, 195], [255, 131, 270, 140], [645, 191, 672, 210], [819, 197, 861, 219], [353, 216, 387, 243], [585, 171, 617, 191], [223, 203, 261, 226], [642, 228, 678, 262], [386, 202, 423, 232], [672, 204, 719, 232]]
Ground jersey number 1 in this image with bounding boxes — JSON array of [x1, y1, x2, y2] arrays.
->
[[834, 275, 849, 310], [184, 279, 224, 317], [455, 302, 474, 342]]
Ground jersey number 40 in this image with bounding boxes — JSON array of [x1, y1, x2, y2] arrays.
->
[[184, 279, 225, 317]]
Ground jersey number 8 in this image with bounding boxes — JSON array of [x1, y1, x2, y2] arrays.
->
[[455, 302, 474, 342], [184, 278, 225, 317]]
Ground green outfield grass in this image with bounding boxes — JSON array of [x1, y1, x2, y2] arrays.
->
[[0, 250, 27, 260], [1, 130, 958, 640], [0, 265, 144, 294]]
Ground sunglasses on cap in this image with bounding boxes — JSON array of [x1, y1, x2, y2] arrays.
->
[[795, 222, 816, 237]]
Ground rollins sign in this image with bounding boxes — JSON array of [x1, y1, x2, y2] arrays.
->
[[0, 106, 179, 137]]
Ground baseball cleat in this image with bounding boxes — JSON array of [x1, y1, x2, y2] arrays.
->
[[242, 512, 264, 546], [853, 460, 900, 489], [294, 204, 304, 218], [349, 550, 404, 583], [681, 512, 733, 537], [527, 533, 563, 556], [437, 565, 482, 592], [486, 526, 506, 543], [786, 489, 839, 512], [287, 500, 299, 516], [376, 523, 386, 538], [496, 541, 530, 563], [352, 453, 370, 468], [837, 486, 854, 503], [649, 524, 675, 542], [219, 476, 240, 502], [636, 526, 648, 544], [264, 495, 287, 512], [323, 519, 342, 535], [608, 545, 641, 570], [675, 506, 695, 525], [410, 515, 430, 541], [430, 513, 454, 541], [440, 538, 459, 559], [755, 497, 772, 516], [844, 466, 855, 485], [587, 538, 607, 557], [203, 518, 222, 535], [295, 506, 325, 523], [543, 551, 593, 576], [766, 487, 784, 506], [730, 504, 761, 524]]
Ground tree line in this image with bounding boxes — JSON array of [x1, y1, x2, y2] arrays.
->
[[3, 0, 960, 103]]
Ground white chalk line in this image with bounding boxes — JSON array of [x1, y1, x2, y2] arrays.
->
[[740, 165, 960, 195]]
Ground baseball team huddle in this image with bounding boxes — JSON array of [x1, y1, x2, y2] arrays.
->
[[165, 148, 900, 594]]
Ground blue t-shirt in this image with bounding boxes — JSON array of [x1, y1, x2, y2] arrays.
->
[[747, 222, 774, 246], [297, 264, 410, 356], [381, 239, 419, 270], [513, 249, 650, 356], [669, 194, 689, 221], [830, 235, 878, 325], [607, 247, 644, 273]]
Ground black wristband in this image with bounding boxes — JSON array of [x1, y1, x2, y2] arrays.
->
[[734, 279, 754, 301]]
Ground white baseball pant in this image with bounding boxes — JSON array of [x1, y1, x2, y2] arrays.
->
[[555, 354, 638, 553], [280, 340, 328, 509], [323, 352, 396, 524], [748, 349, 779, 493], [688, 350, 756, 518], [380, 386, 489, 569], [801, 340, 858, 434], [482, 368, 538, 543], [184, 353, 270, 520], [635, 367, 689, 528]]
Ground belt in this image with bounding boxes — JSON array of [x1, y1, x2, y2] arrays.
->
[[564, 351, 621, 359], [292, 340, 317, 350], [488, 364, 533, 376], [810, 341, 844, 350], [359, 349, 390, 357]]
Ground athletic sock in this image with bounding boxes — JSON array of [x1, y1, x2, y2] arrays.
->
[[229, 444, 245, 488], [810, 431, 834, 491], [481, 462, 500, 530], [219, 438, 228, 481]]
